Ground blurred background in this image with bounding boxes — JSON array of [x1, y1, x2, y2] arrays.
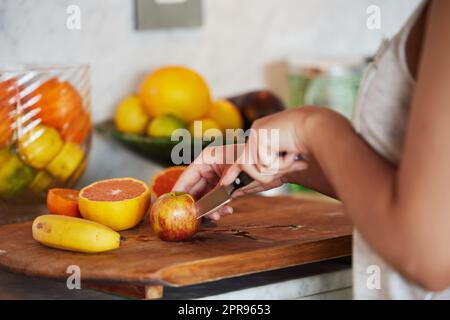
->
[[0, 0, 420, 186]]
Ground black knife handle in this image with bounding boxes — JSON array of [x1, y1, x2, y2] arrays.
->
[[230, 154, 304, 194], [231, 172, 254, 193]]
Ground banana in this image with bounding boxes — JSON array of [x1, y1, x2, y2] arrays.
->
[[32, 215, 121, 253]]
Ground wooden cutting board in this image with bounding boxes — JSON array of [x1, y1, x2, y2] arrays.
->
[[0, 195, 352, 299]]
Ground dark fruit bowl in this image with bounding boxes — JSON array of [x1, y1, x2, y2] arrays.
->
[[95, 121, 212, 167], [96, 90, 286, 166]]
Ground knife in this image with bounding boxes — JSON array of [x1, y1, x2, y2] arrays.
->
[[195, 172, 254, 219], [195, 154, 305, 219]]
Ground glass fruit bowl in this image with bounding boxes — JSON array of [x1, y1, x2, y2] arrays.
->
[[0, 65, 91, 223]]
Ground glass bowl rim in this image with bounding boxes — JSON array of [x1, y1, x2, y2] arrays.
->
[[0, 64, 90, 73]]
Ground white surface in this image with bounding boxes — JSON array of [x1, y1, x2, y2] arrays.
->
[[0, 0, 420, 183], [198, 268, 351, 300]]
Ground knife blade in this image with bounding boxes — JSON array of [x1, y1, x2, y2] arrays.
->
[[195, 172, 253, 219]]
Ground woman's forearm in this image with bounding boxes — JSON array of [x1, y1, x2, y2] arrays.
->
[[300, 107, 397, 218], [296, 106, 448, 290], [283, 157, 337, 198]]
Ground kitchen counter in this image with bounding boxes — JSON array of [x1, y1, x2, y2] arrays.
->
[[0, 257, 351, 300]]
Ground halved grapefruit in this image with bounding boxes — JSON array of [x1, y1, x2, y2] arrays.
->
[[149, 166, 186, 200], [78, 177, 150, 231]]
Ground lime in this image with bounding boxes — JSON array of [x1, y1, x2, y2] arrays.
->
[[0, 148, 35, 198], [28, 171, 54, 194], [147, 115, 186, 138]]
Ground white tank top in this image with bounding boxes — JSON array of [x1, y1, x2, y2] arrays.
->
[[352, 0, 450, 299]]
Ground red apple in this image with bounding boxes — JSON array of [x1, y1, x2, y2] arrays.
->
[[149, 192, 199, 241]]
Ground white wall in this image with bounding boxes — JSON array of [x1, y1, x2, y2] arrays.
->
[[0, 0, 421, 184]]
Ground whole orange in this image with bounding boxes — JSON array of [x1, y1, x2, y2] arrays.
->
[[25, 78, 84, 132], [139, 66, 211, 122], [207, 99, 243, 131]]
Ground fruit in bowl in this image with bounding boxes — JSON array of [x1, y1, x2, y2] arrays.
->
[[115, 96, 149, 135], [149, 192, 199, 241], [26, 78, 83, 131], [207, 99, 243, 131], [0, 148, 35, 198], [139, 66, 211, 122], [0, 66, 91, 203], [188, 118, 222, 140], [0, 79, 18, 148], [18, 125, 63, 169], [147, 115, 186, 138], [106, 63, 286, 166]]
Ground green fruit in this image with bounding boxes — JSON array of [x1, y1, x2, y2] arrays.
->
[[0, 148, 35, 198], [28, 171, 54, 194], [147, 115, 186, 138]]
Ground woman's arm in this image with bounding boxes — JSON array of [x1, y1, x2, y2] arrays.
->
[[282, 157, 337, 198], [299, 0, 450, 291]]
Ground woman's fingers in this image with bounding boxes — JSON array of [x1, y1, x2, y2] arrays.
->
[[220, 163, 241, 186], [188, 178, 210, 199], [172, 165, 201, 193]]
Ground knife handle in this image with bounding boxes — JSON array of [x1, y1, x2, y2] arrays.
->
[[230, 154, 304, 193], [231, 172, 254, 193]]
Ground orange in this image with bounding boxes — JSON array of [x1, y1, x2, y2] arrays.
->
[[0, 79, 19, 147], [139, 66, 211, 122], [0, 106, 13, 147], [60, 111, 92, 145], [25, 78, 84, 132], [47, 188, 81, 217], [149, 166, 186, 200], [188, 118, 222, 139], [207, 99, 243, 131], [79, 177, 150, 231]]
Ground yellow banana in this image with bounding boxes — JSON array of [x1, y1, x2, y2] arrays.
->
[[32, 215, 121, 253]]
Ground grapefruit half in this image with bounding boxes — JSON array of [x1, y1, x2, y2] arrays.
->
[[79, 177, 150, 231], [149, 166, 186, 200]]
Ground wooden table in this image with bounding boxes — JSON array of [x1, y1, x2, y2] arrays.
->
[[0, 195, 352, 299]]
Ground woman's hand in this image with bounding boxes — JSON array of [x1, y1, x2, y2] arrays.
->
[[172, 124, 308, 220], [171, 144, 237, 220], [221, 109, 309, 196]]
